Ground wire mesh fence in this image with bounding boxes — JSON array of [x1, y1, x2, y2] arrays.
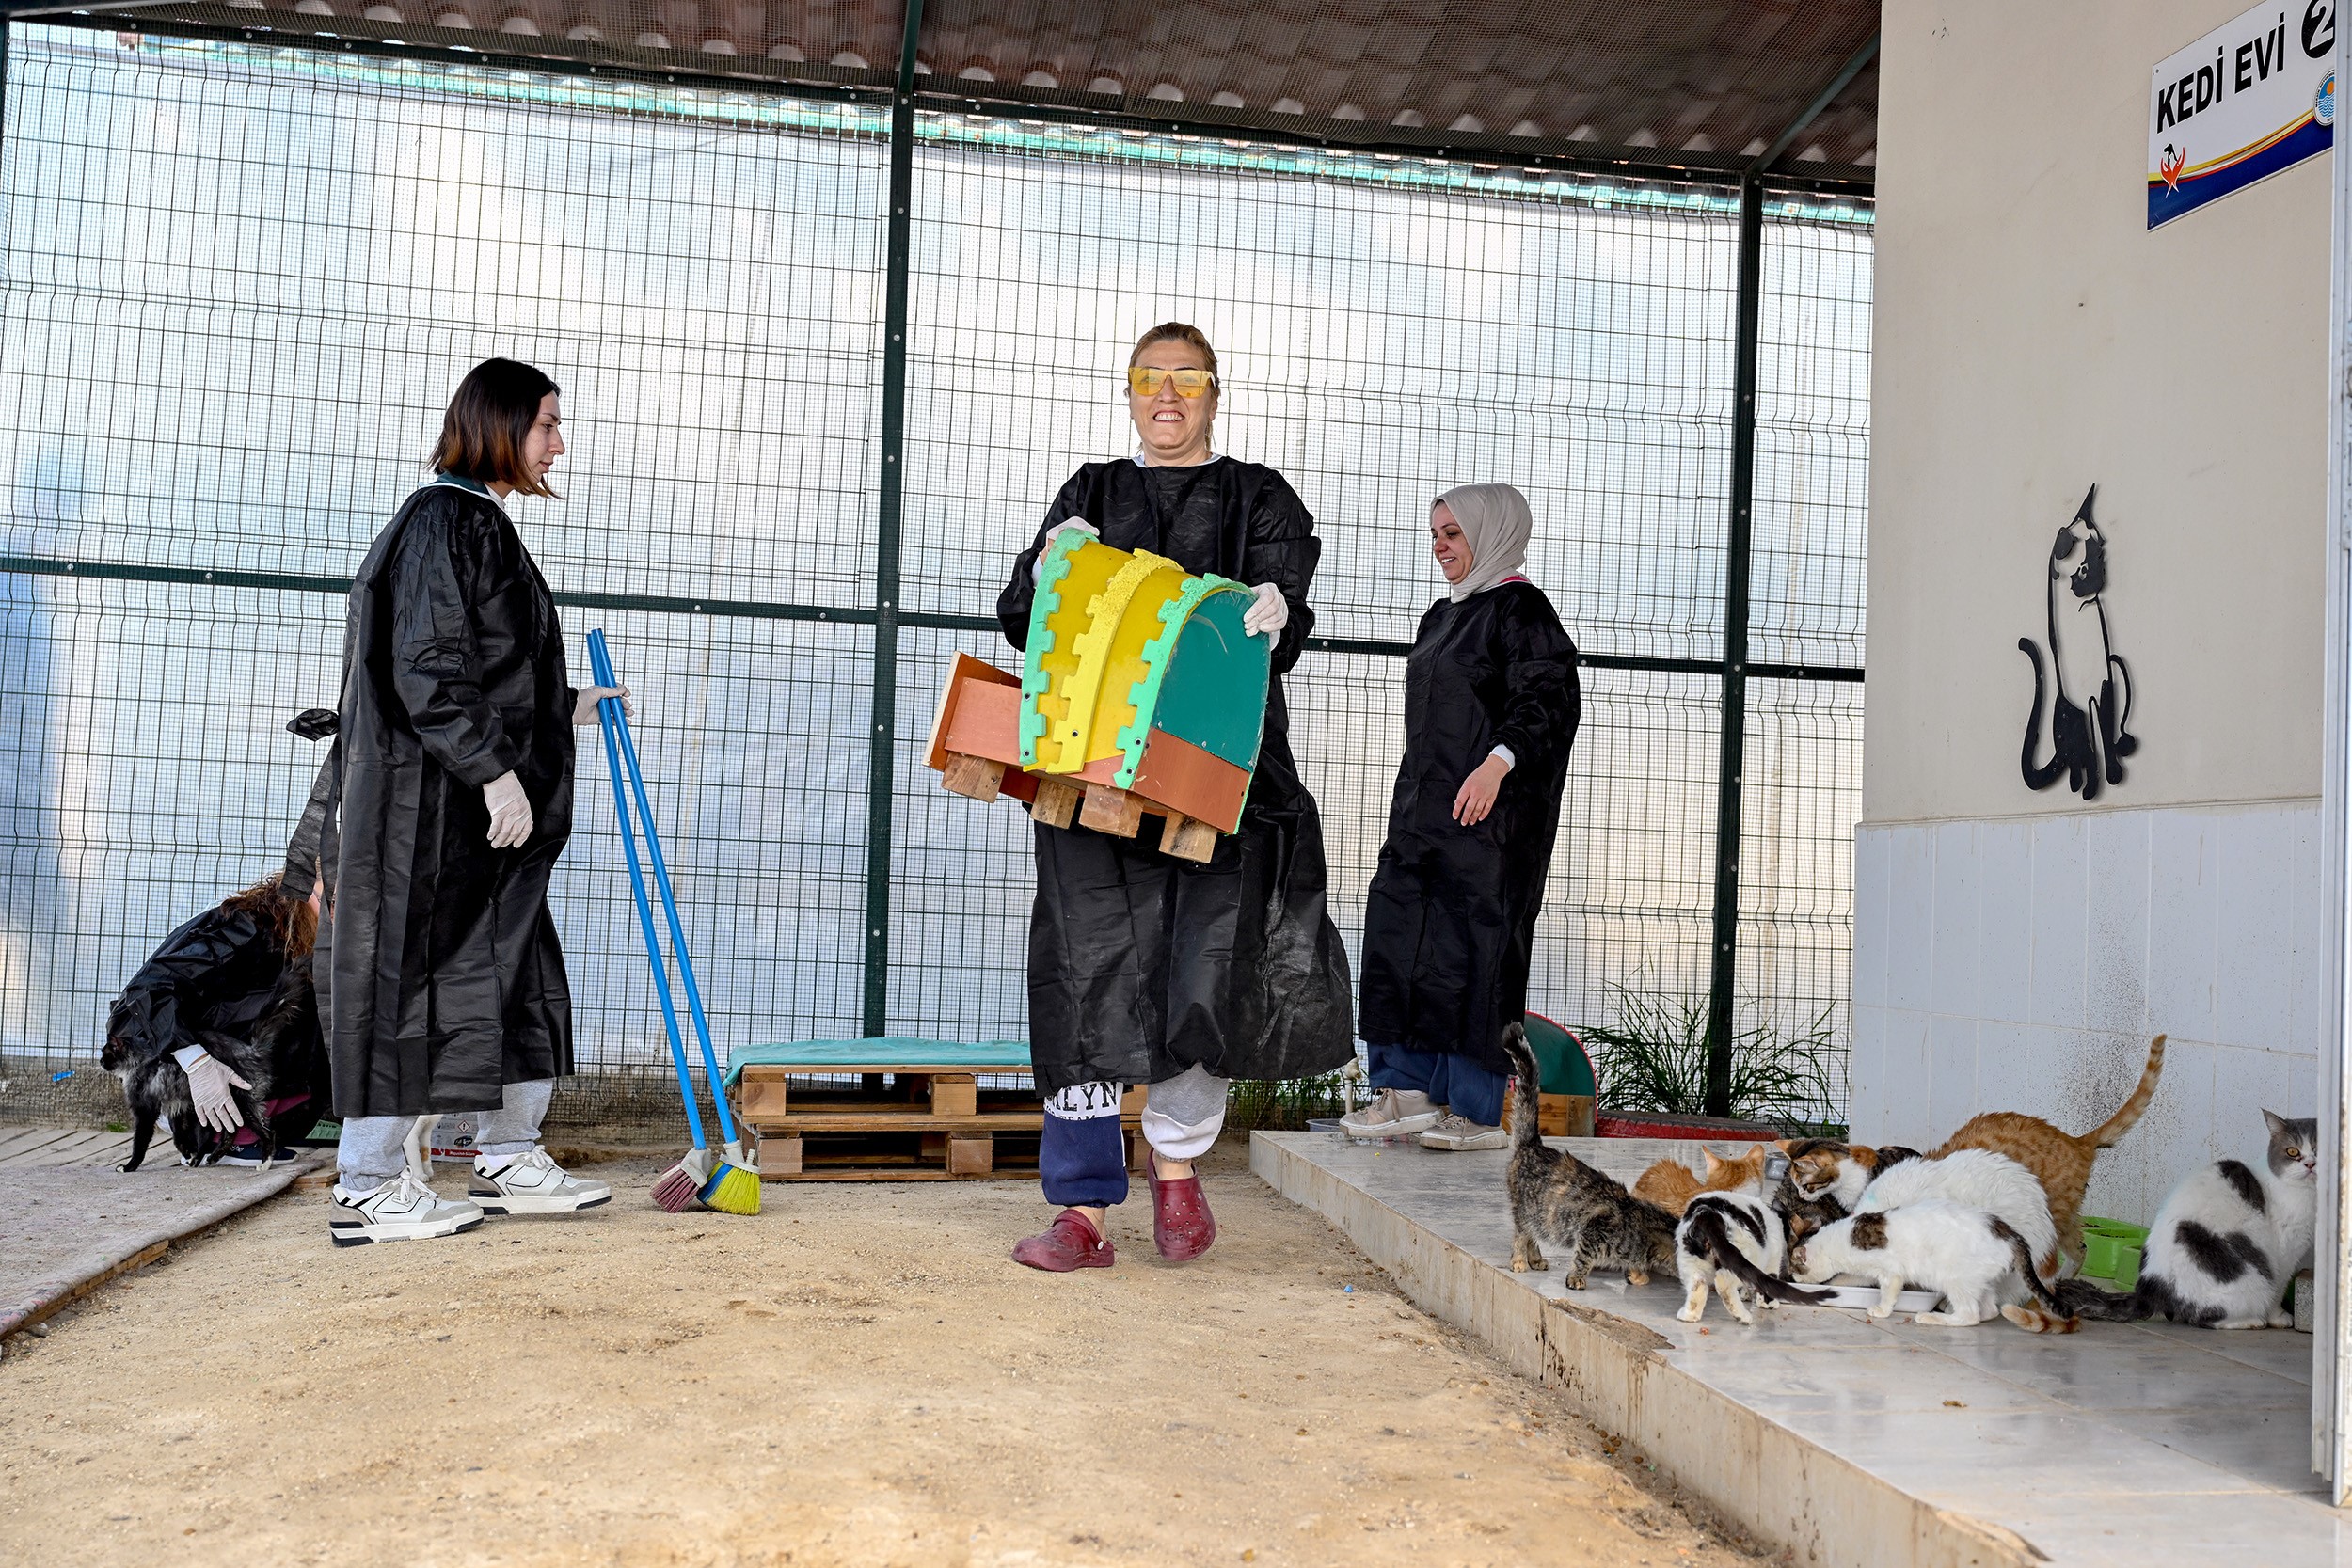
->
[[0, 22, 1870, 1128]]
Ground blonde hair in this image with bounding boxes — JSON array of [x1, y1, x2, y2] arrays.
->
[[1128, 322, 1219, 381]]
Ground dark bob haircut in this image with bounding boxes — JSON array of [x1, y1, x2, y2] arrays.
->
[[429, 357, 561, 498]]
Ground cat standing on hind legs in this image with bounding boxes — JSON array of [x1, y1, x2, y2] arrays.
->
[[1502, 1025, 1677, 1288]]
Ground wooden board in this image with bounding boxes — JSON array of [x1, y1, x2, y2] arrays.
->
[[1501, 1092, 1597, 1139]]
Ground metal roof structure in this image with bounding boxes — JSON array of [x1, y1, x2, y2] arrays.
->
[[9, 0, 1878, 188]]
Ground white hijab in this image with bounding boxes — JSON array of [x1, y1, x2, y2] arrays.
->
[[1438, 483, 1534, 604]]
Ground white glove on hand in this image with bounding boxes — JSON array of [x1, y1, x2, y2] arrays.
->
[[179, 1050, 253, 1136], [1030, 520, 1100, 582], [484, 770, 534, 849], [1241, 581, 1289, 639], [571, 685, 632, 726]]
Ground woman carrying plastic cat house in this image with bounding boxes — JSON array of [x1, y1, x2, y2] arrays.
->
[[1342, 484, 1581, 1149], [993, 323, 1356, 1272]]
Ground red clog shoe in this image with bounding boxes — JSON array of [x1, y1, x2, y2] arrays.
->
[[1147, 1152, 1216, 1262], [1011, 1207, 1115, 1272]]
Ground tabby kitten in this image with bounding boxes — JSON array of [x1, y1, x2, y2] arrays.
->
[[1634, 1145, 1772, 1217], [1503, 1026, 1677, 1288], [1934, 1033, 2165, 1273], [2055, 1110, 2316, 1330]]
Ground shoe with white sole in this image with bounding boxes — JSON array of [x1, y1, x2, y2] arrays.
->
[[1419, 1112, 1509, 1151], [469, 1148, 612, 1215], [328, 1170, 484, 1246], [1338, 1087, 1440, 1140]]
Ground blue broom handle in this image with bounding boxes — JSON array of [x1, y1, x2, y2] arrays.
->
[[587, 631, 740, 1148], [589, 636, 706, 1151]]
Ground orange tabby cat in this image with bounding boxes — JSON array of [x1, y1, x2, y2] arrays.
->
[[1934, 1033, 2166, 1272], [1632, 1145, 1772, 1217]]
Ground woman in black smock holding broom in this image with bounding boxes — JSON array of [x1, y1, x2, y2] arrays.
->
[[1343, 484, 1581, 1149], [994, 323, 1355, 1272]]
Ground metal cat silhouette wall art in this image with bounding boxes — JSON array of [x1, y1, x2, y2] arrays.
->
[[2018, 484, 2137, 800]]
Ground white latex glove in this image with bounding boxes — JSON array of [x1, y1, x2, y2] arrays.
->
[[178, 1049, 253, 1136], [572, 685, 632, 726], [1030, 520, 1100, 582], [484, 770, 534, 849], [1241, 581, 1289, 639]]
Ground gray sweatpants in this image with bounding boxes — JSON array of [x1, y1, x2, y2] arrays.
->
[[336, 1079, 554, 1194]]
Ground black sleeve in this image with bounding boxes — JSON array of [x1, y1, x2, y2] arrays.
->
[[996, 468, 1097, 652], [106, 908, 267, 1067], [280, 748, 337, 897], [1491, 592, 1581, 775], [1239, 472, 1320, 676], [388, 499, 521, 787]]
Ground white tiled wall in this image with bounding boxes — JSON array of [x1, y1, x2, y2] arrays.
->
[[1851, 800, 2324, 1225]]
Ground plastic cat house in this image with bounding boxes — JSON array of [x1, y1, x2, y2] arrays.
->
[[924, 532, 1270, 863]]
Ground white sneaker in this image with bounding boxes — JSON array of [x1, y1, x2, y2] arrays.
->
[[1338, 1087, 1441, 1139], [1420, 1113, 1509, 1151], [469, 1148, 612, 1215], [328, 1170, 485, 1246]]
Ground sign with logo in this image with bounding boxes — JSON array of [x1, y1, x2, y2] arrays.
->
[[2149, 0, 2336, 229]]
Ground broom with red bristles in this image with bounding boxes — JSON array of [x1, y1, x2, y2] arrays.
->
[[588, 629, 758, 1215]]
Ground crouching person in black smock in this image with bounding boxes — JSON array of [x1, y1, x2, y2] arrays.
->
[[994, 323, 1356, 1271], [319, 358, 629, 1245], [1344, 484, 1581, 1149]]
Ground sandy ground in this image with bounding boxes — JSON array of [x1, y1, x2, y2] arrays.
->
[[0, 1143, 1766, 1568]]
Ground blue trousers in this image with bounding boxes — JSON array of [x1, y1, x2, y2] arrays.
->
[[1367, 1042, 1505, 1128]]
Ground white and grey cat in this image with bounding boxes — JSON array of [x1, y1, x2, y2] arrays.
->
[[1854, 1147, 2061, 1281], [2058, 1110, 2317, 1330], [1790, 1200, 2079, 1332], [1674, 1155, 1829, 1324]]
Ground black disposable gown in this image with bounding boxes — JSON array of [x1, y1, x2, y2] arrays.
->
[[105, 901, 330, 1138], [1358, 582, 1581, 1077], [995, 458, 1356, 1093], [320, 476, 576, 1117]]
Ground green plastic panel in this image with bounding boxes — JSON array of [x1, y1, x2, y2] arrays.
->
[[1523, 1012, 1597, 1098], [724, 1037, 1032, 1085], [1134, 585, 1266, 771]]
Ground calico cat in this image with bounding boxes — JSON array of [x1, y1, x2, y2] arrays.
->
[[1854, 1148, 2060, 1280], [1791, 1201, 2080, 1332], [2052, 1110, 2317, 1330], [1774, 1137, 1920, 1243], [1503, 1025, 1677, 1288], [1635, 1145, 1772, 1217], [101, 965, 303, 1172], [1674, 1159, 1831, 1324], [1934, 1033, 2165, 1273]]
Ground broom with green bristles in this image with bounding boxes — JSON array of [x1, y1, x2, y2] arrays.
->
[[590, 629, 759, 1215]]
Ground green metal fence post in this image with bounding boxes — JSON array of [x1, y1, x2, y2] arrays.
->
[[1705, 170, 1764, 1117], [863, 0, 924, 1038]]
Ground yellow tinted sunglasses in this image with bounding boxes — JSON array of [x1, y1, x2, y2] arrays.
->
[[1126, 366, 1218, 398]]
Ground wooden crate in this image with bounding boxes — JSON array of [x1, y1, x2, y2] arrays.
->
[[1500, 1091, 1597, 1138], [736, 1062, 1145, 1181]]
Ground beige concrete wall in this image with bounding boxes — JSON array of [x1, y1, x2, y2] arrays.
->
[[1867, 0, 2332, 826]]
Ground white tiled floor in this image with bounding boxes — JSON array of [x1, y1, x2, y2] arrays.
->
[[1260, 1132, 2344, 1567]]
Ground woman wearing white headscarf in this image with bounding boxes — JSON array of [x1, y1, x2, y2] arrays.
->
[[1343, 484, 1581, 1149]]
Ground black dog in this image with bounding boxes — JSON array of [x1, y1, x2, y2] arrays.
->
[[102, 966, 310, 1171]]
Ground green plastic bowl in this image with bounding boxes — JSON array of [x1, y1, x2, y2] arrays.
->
[[2081, 1217, 2148, 1287]]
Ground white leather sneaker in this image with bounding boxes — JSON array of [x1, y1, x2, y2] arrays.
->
[[1338, 1087, 1440, 1140], [328, 1170, 484, 1246], [1419, 1113, 1509, 1151], [469, 1148, 612, 1215]]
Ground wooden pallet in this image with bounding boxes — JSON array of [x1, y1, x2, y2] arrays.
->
[[735, 1063, 1145, 1181]]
